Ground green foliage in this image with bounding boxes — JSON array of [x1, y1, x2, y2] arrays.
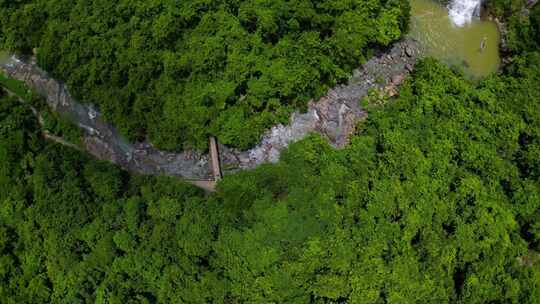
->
[[40, 110, 83, 145], [506, 4, 540, 54], [0, 0, 410, 150], [1, 56, 540, 302], [485, 0, 526, 18], [0, 72, 83, 144], [0, 72, 33, 101], [485, 0, 540, 56], [1, 1, 539, 302]]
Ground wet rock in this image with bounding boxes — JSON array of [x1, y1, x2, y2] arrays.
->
[[405, 63, 413, 72], [405, 46, 415, 57], [391, 74, 406, 85]]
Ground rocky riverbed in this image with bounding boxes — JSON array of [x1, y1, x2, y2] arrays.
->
[[220, 38, 420, 171], [0, 38, 420, 180]]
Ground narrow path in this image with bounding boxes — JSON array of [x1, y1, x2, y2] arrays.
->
[[3, 87, 83, 151]]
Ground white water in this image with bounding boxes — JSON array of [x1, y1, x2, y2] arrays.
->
[[448, 0, 482, 26]]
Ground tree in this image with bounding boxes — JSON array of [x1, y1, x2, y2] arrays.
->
[[1, 0, 410, 150]]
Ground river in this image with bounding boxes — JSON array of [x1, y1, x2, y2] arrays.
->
[[410, 0, 501, 77]]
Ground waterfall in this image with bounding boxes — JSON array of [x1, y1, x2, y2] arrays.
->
[[448, 0, 481, 26]]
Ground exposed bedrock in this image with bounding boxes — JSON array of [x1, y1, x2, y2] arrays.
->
[[0, 38, 420, 179]]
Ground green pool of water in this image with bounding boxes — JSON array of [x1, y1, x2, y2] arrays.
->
[[0, 51, 9, 64], [410, 0, 501, 77]]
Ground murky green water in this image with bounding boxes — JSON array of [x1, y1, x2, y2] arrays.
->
[[0, 51, 9, 65], [410, 0, 501, 77]]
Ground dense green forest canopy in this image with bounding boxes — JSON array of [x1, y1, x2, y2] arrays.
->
[[2, 52, 540, 302], [2, 1, 540, 303], [0, 0, 410, 150]]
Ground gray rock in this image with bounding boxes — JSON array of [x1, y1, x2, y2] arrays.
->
[[405, 46, 415, 57], [392, 74, 406, 85], [405, 63, 414, 72]]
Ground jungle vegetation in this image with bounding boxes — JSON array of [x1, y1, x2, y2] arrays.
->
[[0, 0, 410, 150], [1, 0, 540, 303], [1, 52, 540, 304]]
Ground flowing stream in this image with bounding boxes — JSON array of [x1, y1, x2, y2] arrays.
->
[[410, 0, 501, 77], [449, 0, 482, 26]]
